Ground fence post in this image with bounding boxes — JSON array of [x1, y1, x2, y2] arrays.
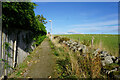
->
[[1, 30, 6, 77], [9, 34, 13, 73], [5, 34, 8, 76], [0, 1, 2, 77], [1, 32, 3, 78], [0, 31, 2, 77], [8, 36, 10, 74], [3, 30, 6, 76], [78, 37, 80, 44], [13, 40, 16, 68], [91, 36, 94, 48]]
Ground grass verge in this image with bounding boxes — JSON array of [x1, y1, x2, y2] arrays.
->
[[48, 36, 107, 78], [57, 34, 119, 57]]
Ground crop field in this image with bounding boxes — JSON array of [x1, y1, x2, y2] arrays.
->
[[56, 34, 120, 57]]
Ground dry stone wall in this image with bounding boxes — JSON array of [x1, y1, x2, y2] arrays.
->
[[54, 36, 120, 78]]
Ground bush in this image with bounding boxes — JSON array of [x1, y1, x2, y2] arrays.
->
[[53, 51, 59, 56], [81, 39, 91, 46], [33, 35, 46, 46], [54, 36, 60, 39], [59, 37, 70, 43]]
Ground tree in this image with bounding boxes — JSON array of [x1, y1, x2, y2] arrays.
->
[[36, 14, 47, 24], [2, 2, 47, 45], [2, 2, 37, 31], [2, 2, 47, 35]]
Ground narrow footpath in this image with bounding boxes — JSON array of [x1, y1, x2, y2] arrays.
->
[[25, 38, 55, 78]]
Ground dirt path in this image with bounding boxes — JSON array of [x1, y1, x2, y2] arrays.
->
[[26, 38, 55, 78]]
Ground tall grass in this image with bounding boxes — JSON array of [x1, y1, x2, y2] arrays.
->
[[57, 34, 119, 57], [50, 37, 106, 78]]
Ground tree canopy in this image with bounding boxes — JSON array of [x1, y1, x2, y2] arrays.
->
[[2, 2, 47, 35], [36, 14, 47, 24]]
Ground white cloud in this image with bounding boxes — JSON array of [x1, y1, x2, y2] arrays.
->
[[67, 30, 85, 34], [73, 20, 118, 27], [67, 30, 78, 33], [68, 25, 118, 34]]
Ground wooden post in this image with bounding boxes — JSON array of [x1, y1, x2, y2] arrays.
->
[[78, 37, 80, 44], [4, 34, 7, 76], [0, 1, 2, 76], [1, 32, 4, 76], [0, 0, 2, 58], [9, 34, 13, 73], [91, 36, 94, 48], [5, 34, 8, 76], [0, 1, 2, 77], [2, 30, 6, 77], [13, 40, 16, 68], [1, 32, 3, 78], [0, 37, 1, 73], [3, 31, 6, 76], [7, 36, 10, 74], [10, 40, 13, 73]]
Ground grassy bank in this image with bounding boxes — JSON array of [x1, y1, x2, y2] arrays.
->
[[56, 34, 119, 57], [49, 36, 107, 78]]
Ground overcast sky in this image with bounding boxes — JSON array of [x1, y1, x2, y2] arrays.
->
[[34, 2, 118, 34]]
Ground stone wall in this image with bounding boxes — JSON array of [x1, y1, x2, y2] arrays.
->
[[0, 28, 35, 77], [54, 36, 120, 79]]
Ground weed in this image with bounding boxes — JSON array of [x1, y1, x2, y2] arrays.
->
[[54, 36, 60, 39], [8, 47, 35, 78], [103, 63, 119, 70], [16, 70, 22, 77], [50, 36, 106, 78], [56, 57, 73, 78], [19, 63, 27, 69], [59, 37, 70, 43], [81, 39, 91, 46], [76, 53, 102, 78], [48, 38, 55, 49], [53, 51, 59, 56]]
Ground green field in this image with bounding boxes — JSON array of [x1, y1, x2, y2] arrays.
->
[[56, 34, 120, 57]]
